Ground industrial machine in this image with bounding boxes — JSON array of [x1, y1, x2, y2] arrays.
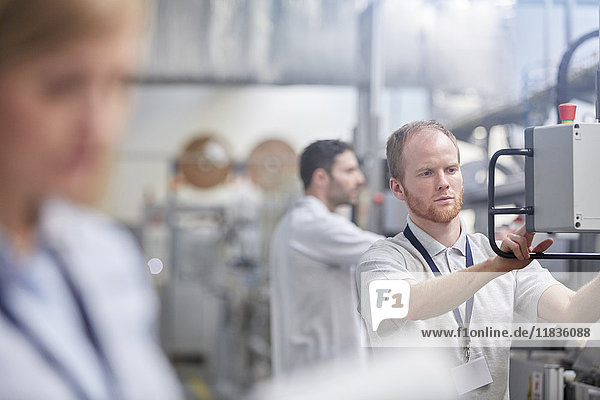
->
[[510, 347, 600, 400], [142, 135, 299, 399], [489, 106, 600, 259]]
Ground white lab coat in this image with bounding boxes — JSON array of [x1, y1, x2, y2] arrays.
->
[[269, 195, 383, 375], [0, 199, 182, 400]]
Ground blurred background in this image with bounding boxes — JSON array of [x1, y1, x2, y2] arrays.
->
[[96, 0, 600, 398]]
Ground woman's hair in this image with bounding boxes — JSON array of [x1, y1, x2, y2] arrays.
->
[[0, 0, 148, 69]]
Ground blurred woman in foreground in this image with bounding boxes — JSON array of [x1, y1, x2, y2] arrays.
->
[[0, 0, 181, 398]]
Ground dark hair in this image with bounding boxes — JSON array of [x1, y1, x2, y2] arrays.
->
[[386, 120, 460, 181], [300, 139, 353, 190]]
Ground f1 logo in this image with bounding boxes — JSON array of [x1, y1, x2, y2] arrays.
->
[[368, 280, 410, 331]]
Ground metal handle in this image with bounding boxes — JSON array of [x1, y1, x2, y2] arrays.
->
[[488, 149, 532, 259], [488, 148, 600, 260]]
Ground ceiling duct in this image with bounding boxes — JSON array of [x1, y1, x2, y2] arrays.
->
[[144, 0, 515, 101]]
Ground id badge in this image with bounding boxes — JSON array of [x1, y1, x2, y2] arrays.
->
[[450, 356, 493, 395]]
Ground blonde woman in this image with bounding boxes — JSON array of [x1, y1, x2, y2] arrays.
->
[[0, 1, 181, 399]]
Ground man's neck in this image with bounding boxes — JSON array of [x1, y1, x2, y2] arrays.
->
[[409, 214, 461, 248], [0, 189, 40, 254], [305, 190, 335, 212]]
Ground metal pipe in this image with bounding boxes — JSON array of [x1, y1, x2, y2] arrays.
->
[[565, 0, 575, 45], [544, 0, 552, 85], [556, 30, 599, 123], [597, 0, 600, 121]]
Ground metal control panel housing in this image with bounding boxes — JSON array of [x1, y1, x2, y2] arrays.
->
[[525, 123, 600, 232]]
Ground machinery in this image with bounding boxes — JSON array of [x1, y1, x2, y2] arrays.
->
[[488, 105, 600, 259], [510, 347, 600, 400], [487, 0, 600, 260], [142, 135, 299, 399], [487, 2, 600, 398]]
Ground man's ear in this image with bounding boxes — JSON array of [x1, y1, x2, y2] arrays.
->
[[312, 168, 330, 188], [390, 177, 406, 201]]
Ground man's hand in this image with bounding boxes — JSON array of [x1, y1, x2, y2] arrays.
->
[[404, 226, 553, 321], [491, 225, 553, 272]]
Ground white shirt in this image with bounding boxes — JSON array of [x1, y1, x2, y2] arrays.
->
[[270, 195, 383, 375], [0, 199, 182, 400], [358, 216, 560, 399]]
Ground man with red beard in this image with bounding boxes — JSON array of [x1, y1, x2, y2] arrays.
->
[[358, 120, 600, 399]]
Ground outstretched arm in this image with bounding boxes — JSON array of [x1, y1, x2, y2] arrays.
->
[[538, 276, 600, 323], [406, 227, 553, 321]]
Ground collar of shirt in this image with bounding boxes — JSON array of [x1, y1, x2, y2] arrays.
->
[[299, 195, 330, 214], [0, 224, 41, 287], [0, 197, 75, 289], [405, 215, 468, 258]]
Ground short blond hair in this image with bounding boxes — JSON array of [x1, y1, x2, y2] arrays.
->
[[0, 0, 149, 70], [386, 120, 460, 181]]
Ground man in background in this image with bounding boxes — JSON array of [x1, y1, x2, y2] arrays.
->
[[270, 140, 383, 375]]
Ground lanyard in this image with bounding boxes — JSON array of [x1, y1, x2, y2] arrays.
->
[[0, 245, 120, 400], [403, 225, 474, 330]]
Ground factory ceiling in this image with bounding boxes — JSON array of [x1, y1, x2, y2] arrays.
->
[[143, 0, 598, 136], [144, 0, 514, 98]]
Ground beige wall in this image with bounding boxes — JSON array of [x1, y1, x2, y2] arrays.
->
[[102, 85, 357, 223]]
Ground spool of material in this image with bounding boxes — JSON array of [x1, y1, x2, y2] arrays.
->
[[247, 139, 297, 191], [178, 136, 233, 188]]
